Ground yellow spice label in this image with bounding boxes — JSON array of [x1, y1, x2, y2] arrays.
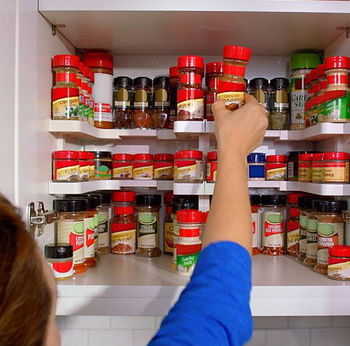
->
[[217, 92, 244, 109], [154, 166, 173, 180], [133, 166, 153, 179], [177, 98, 204, 120], [328, 261, 350, 279], [79, 165, 90, 180], [323, 163, 349, 182], [174, 164, 197, 181], [164, 222, 174, 253], [113, 166, 132, 179], [52, 96, 79, 119], [298, 167, 312, 181], [89, 165, 95, 179], [56, 165, 80, 180], [266, 167, 286, 180]]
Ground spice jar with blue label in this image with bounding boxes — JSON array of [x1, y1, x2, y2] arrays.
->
[[247, 153, 266, 180]]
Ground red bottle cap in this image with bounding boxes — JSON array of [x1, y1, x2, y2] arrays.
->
[[179, 227, 200, 237], [299, 153, 314, 161], [78, 61, 84, 73], [83, 52, 114, 70], [178, 55, 204, 69], [175, 150, 203, 160], [288, 193, 307, 205], [323, 152, 350, 160], [207, 151, 218, 161], [113, 206, 134, 215], [164, 192, 173, 204], [177, 209, 202, 223], [202, 211, 209, 224], [325, 56, 350, 70], [52, 150, 79, 159], [266, 155, 287, 162], [310, 68, 319, 81], [89, 70, 95, 83], [112, 153, 133, 161], [169, 66, 179, 77], [329, 245, 350, 258], [52, 54, 79, 68], [206, 62, 223, 75], [84, 66, 90, 78], [154, 153, 174, 162], [133, 153, 153, 161], [312, 153, 324, 161], [78, 151, 89, 159], [112, 191, 136, 202], [223, 45, 251, 61]]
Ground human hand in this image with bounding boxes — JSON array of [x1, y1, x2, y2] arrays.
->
[[212, 94, 268, 160]]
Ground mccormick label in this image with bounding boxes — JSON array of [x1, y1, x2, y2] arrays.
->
[[217, 80, 245, 111], [164, 221, 174, 253], [48, 260, 73, 280], [113, 164, 133, 179], [262, 212, 284, 248], [94, 103, 113, 123], [266, 164, 287, 181], [206, 161, 218, 182], [306, 218, 318, 259], [79, 164, 90, 181], [133, 165, 153, 180], [97, 211, 109, 249], [323, 162, 349, 183], [154, 162, 173, 180], [84, 216, 98, 259], [328, 257, 350, 280], [52, 96, 79, 120], [174, 160, 203, 181], [177, 88, 204, 120], [53, 161, 79, 181], [291, 73, 307, 127], [111, 224, 136, 254], [137, 212, 158, 249], [176, 242, 202, 275]]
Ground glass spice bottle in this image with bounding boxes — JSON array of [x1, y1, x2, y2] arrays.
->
[[250, 195, 261, 255], [133, 77, 153, 129], [52, 150, 80, 182], [133, 154, 154, 180], [265, 155, 287, 181], [304, 199, 319, 267], [298, 153, 314, 182], [153, 153, 174, 180], [312, 153, 324, 183], [328, 245, 350, 280], [169, 66, 179, 129], [112, 191, 136, 208], [45, 244, 74, 280], [298, 196, 313, 262], [93, 151, 112, 180], [249, 78, 269, 113], [205, 62, 223, 121], [113, 76, 133, 129], [77, 61, 85, 120], [269, 78, 290, 130], [153, 76, 170, 128], [112, 153, 133, 180], [78, 151, 90, 182], [323, 151, 350, 183]]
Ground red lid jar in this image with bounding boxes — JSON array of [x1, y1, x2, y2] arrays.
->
[[265, 155, 287, 181], [112, 191, 136, 208], [206, 151, 218, 183], [154, 153, 174, 181], [206, 62, 223, 121], [174, 150, 203, 183], [323, 151, 350, 183], [52, 54, 79, 88], [112, 153, 133, 180], [132, 154, 154, 180], [78, 151, 90, 182], [298, 153, 313, 182], [52, 151, 79, 182], [328, 245, 350, 280], [87, 152, 95, 180], [324, 56, 350, 92]]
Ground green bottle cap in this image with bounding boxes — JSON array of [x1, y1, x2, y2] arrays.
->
[[291, 53, 321, 70]]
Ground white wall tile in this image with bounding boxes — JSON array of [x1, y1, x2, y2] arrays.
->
[[110, 316, 155, 330], [332, 316, 350, 327], [311, 328, 350, 346], [56, 316, 66, 329], [246, 330, 266, 346], [88, 330, 133, 346], [267, 329, 310, 346], [60, 330, 88, 346], [253, 317, 288, 329], [288, 317, 332, 329], [155, 316, 165, 329], [133, 330, 157, 346], [66, 316, 110, 329]]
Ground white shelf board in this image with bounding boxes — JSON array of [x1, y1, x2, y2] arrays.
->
[[56, 254, 350, 316], [156, 180, 174, 191], [281, 181, 350, 196], [173, 183, 205, 195], [174, 121, 205, 138]]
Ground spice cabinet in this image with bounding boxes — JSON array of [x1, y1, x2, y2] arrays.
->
[[4, 0, 350, 317]]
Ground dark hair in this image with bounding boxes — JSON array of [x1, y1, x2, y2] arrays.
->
[[0, 196, 52, 346]]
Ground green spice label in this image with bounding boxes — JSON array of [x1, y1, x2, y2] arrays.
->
[[97, 211, 109, 249], [290, 74, 307, 126], [137, 212, 158, 249], [96, 165, 112, 179], [176, 252, 200, 274]]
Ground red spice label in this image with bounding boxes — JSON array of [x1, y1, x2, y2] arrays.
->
[[206, 161, 217, 182], [86, 228, 95, 248], [176, 243, 202, 255], [217, 80, 245, 93], [94, 102, 113, 122], [175, 160, 197, 168], [327, 74, 348, 86], [69, 232, 84, 252], [264, 221, 284, 238], [52, 261, 73, 274], [329, 257, 350, 265], [53, 160, 79, 181], [56, 71, 77, 84]]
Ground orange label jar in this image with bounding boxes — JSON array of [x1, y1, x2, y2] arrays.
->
[[52, 150, 80, 182], [153, 153, 174, 180], [133, 154, 154, 180], [312, 153, 324, 183], [323, 151, 349, 183], [205, 62, 223, 121], [328, 245, 350, 280], [265, 155, 287, 181], [174, 150, 203, 183], [250, 195, 261, 255], [78, 151, 90, 182], [112, 153, 133, 180], [298, 153, 313, 182], [206, 151, 218, 182]]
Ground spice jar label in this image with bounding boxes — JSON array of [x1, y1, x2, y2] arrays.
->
[[52, 96, 79, 120], [113, 166, 132, 179], [154, 165, 173, 180], [164, 222, 174, 253], [54, 164, 80, 181], [84, 217, 96, 259], [287, 220, 300, 255], [266, 167, 286, 181], [291, 74, 307, 126], [94, 103, 113, 123], [176, 243, 202, 275], [263, 212, 284, 248], [133, 165, 153, 180], [48, 261, 73, 280], [299, 164, 312, 182], [306, 219, 318, 260], [328, 259, 350, 280], [323, 162, 349, 182], [111, 229, 136, 254], [177, 98, 204, 120], [174, 160, 203, 182], [137, 212, 158, 249], [95, 165, 112, 180], [80, 165, 90, 181], [217, 91, 244, 111], [97, 211, 109, 250]]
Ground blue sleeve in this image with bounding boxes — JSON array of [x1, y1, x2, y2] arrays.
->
[[149, 242, 252, 346]]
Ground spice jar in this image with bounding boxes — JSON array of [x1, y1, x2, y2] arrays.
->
[[250, 195, 261, 255], [304, 199, 319, 267], [135, 194, 162, 257], [177, 55, 204, 121], [328, 245, 350, 280], [247, 153, 266, 181], [249, 78, 269, 115], [176, 209, 202, 276], [45, 244, 73, 280], [93, 151, 112, 180], [169, 66, 179, 129], [52, 150, 80, 182], [298, 153, 313, 182], [133, 153, 153, 180], [78, 151, 90, 181], [133, 77, 153, 129], [314, 200, 347, 275], [218, 45, 251, 110], [52, 54, 79, 88], [174, 150, 203, 183], [77, 61, 84, 120], [110, 206, 136, 254], [287, 151, 307, 181], [270, 78, 290, 130], [87, 86, 95, 126], [112, 153, 133, 180], [324, 56, 350, 92], [206, 151, 218, 183], [81, 67, 90, 121], [205, 62, 223, 121], [54, 198, 87, 275], [298, 196, 313, 261], [113, 76, 133, 129], [153, 153, 174, 180], [164, 192, 174, 254], [265, 155, 287, 181], [323, 152, 350, 183], [260, 195, 286, 256], [312, 153, 324, 183], [153, 76, 170, 128], [112, 191, 136, 208]]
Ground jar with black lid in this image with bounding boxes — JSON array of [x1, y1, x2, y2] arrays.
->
[[287, 151, 307, 181], [153, 76, 170, 129], [270, 78, 290, 130], [169, 66, 179, 129], [113, 76, 132, 129], [45, 243, 73, 280], [133, 77, 153, 129], [249, 78, 269, 111], [92, 151, 112, 180]]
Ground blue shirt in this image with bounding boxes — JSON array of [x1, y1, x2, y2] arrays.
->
[[149, 242, 252, 346]]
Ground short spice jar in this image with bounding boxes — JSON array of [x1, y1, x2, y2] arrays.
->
[[93, 151, 112, 180], [324, 56, 350, 92], [176, 209, 202, 276], [52, 54, 79, 88], [260, 195, 287, 256], [298, 197, 313, 262], [247, 153, 266, 181], [153, 76, 170, 128], [298, 153, 313, 182], [113, 76, 133, 129], [153, 153, 174, 180], [250, 195, 261, 255], [269, 77, 290, 130], [133, 77, 153, 129], [287, 151, 307, 181], [174, 150, 203, 183], [265, 155, 287, 181], [249, 78, 269, 114], [312, 153, 324, 183], [206, 151, 218, 183], [328, 245, 350, 280], [45, 244, 74, 280], [78, 151, 90, 181], [163, 197, 174, 254], [314, 200, 347, 275], [169, 66, 179, 129], [112, 153, 133, 180], [304, 199, 319, 267], [133, 154, 154, 180], [112, 191, 136, 208], [52, 150, 80, 182], [323, 152, 350, 183], [205, 62, 223, 121]]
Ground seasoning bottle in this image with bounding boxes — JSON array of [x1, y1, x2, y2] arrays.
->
[[217, 45, 251, 110], [343, 210, 350, 246], [174, 150, 203, 183], [324, 56, 350, 92], [176, 209, 202, 276], [112, 153, 133, 180], [133, 154, 154, 180], [260, 195, 286, 256], [323, 152, 350, 183], [249, 78, 269, 114], [169, 66, 179, 129], [250, 195, 261, 255], [298, 196, 313, 262], [135, 195, 162, 257], [112, 191, 136, 208], [52, 54, 79, 88], [269, 78, 290, 130], [154, 154, 174, 180], [205, 62, 223, 121], [328, 245, 350, 281], [88, 152, 95, 180], [133, 77, 153, 129], [81, 66, 90, 122], [77, 61, 85, 120], [304, 199, 319, 267], [177, 55, 204, 121], [298, 153, 313, 182], [45, 244, 73, 280], [247, 153, 266, 181], [287, 151, 307, 181], [206, 151, 218, 183], [54, 198, 87, 275], [52, 150, 80, 182], [314, 200, 347, 275], [290, 52, 321, 129], [78, 151, 90, 181], [88, 70, 95, 125], [164, 192, 174, 254], [312, 153, 324, 183], [92, 151, 112, 180], [113, 76, 133, 129], [265, 155, 287, 181], [153, 76, 170, 128]]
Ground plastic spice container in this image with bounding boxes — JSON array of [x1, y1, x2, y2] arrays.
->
[[323, 152, 349, 183], [177, 55, 204, 121], [133, 153, 153, 180], [78, 151, 90, 181], [298, 153, 313, 182], [153, 153, 174, 180], [176, 209, 202, 276], [87, 152, 94, 180], [206, 151, 218, 182], [312, 153, 324, 183], [133, 77, 153, 129], [287, 151, 307, 181], [250, 195, 261, 255], [290, 52, 321, 129], [247, 153, 266, 181], [249, 78, 269, 114], [112, 153, 133, 180], [270, 78, 290, 130], [52, 87, 79, 120], [169, 66, 179, 129], [93, 151, 112, 180], [164, 205, 174, 254], [52, 150, 79, 182], [205, 62, 223, 121], [52, 54, 79, 87], [314, 200, 347, 275], [45, 244, 73, 280], [113, 76, 133, 129], [324, 56, 350, 92], [318, 64, 328, 96], [265, 155, 287, 181], [54, 198, 87, 275], [328, 245, 350, 280], [135, 194, 162, 257], [298, 197, 313, 261], [260, 195, 286, 256], [174, 150, 203, 183], [153, 76, 170, 128], [81, 66, 90, 122], [112, 191, 136, 207], [87, 85, 95, 125], [304, 199, 319, 267], [110, 206, 136, 254], [77, 61, 84, 120], [218, 45, 251, 110]]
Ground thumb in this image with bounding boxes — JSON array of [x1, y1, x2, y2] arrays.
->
[[212, 99, 226, 122]]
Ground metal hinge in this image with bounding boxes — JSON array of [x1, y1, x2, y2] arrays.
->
[[52, 24, 66, 36], [26, 201, 59, 237]]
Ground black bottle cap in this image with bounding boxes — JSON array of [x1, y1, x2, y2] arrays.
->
[[91, 151, 112, 159], [249, 78, 268, 89], [133, 77, 152, 88], [136, 194, 162, 207], [86, 192, 111, 206], [153, 76, 169, 88], [45, 243, 73, 259], [261, 195, 286, 206], [250, 195, 261, 205], [270, 78, 289, 90], [114, 76, 132, 88], [53, 198, 88, 212], [314, 200, 348, 214]]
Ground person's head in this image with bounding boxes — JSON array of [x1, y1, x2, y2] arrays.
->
[[0, 195, 60, 346]]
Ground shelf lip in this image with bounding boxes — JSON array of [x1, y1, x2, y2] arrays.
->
[[174, 121, 205, 137], [173, 182, 205, 195]]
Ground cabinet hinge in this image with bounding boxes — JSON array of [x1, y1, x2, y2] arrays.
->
[[52, 24, 66, 36]]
